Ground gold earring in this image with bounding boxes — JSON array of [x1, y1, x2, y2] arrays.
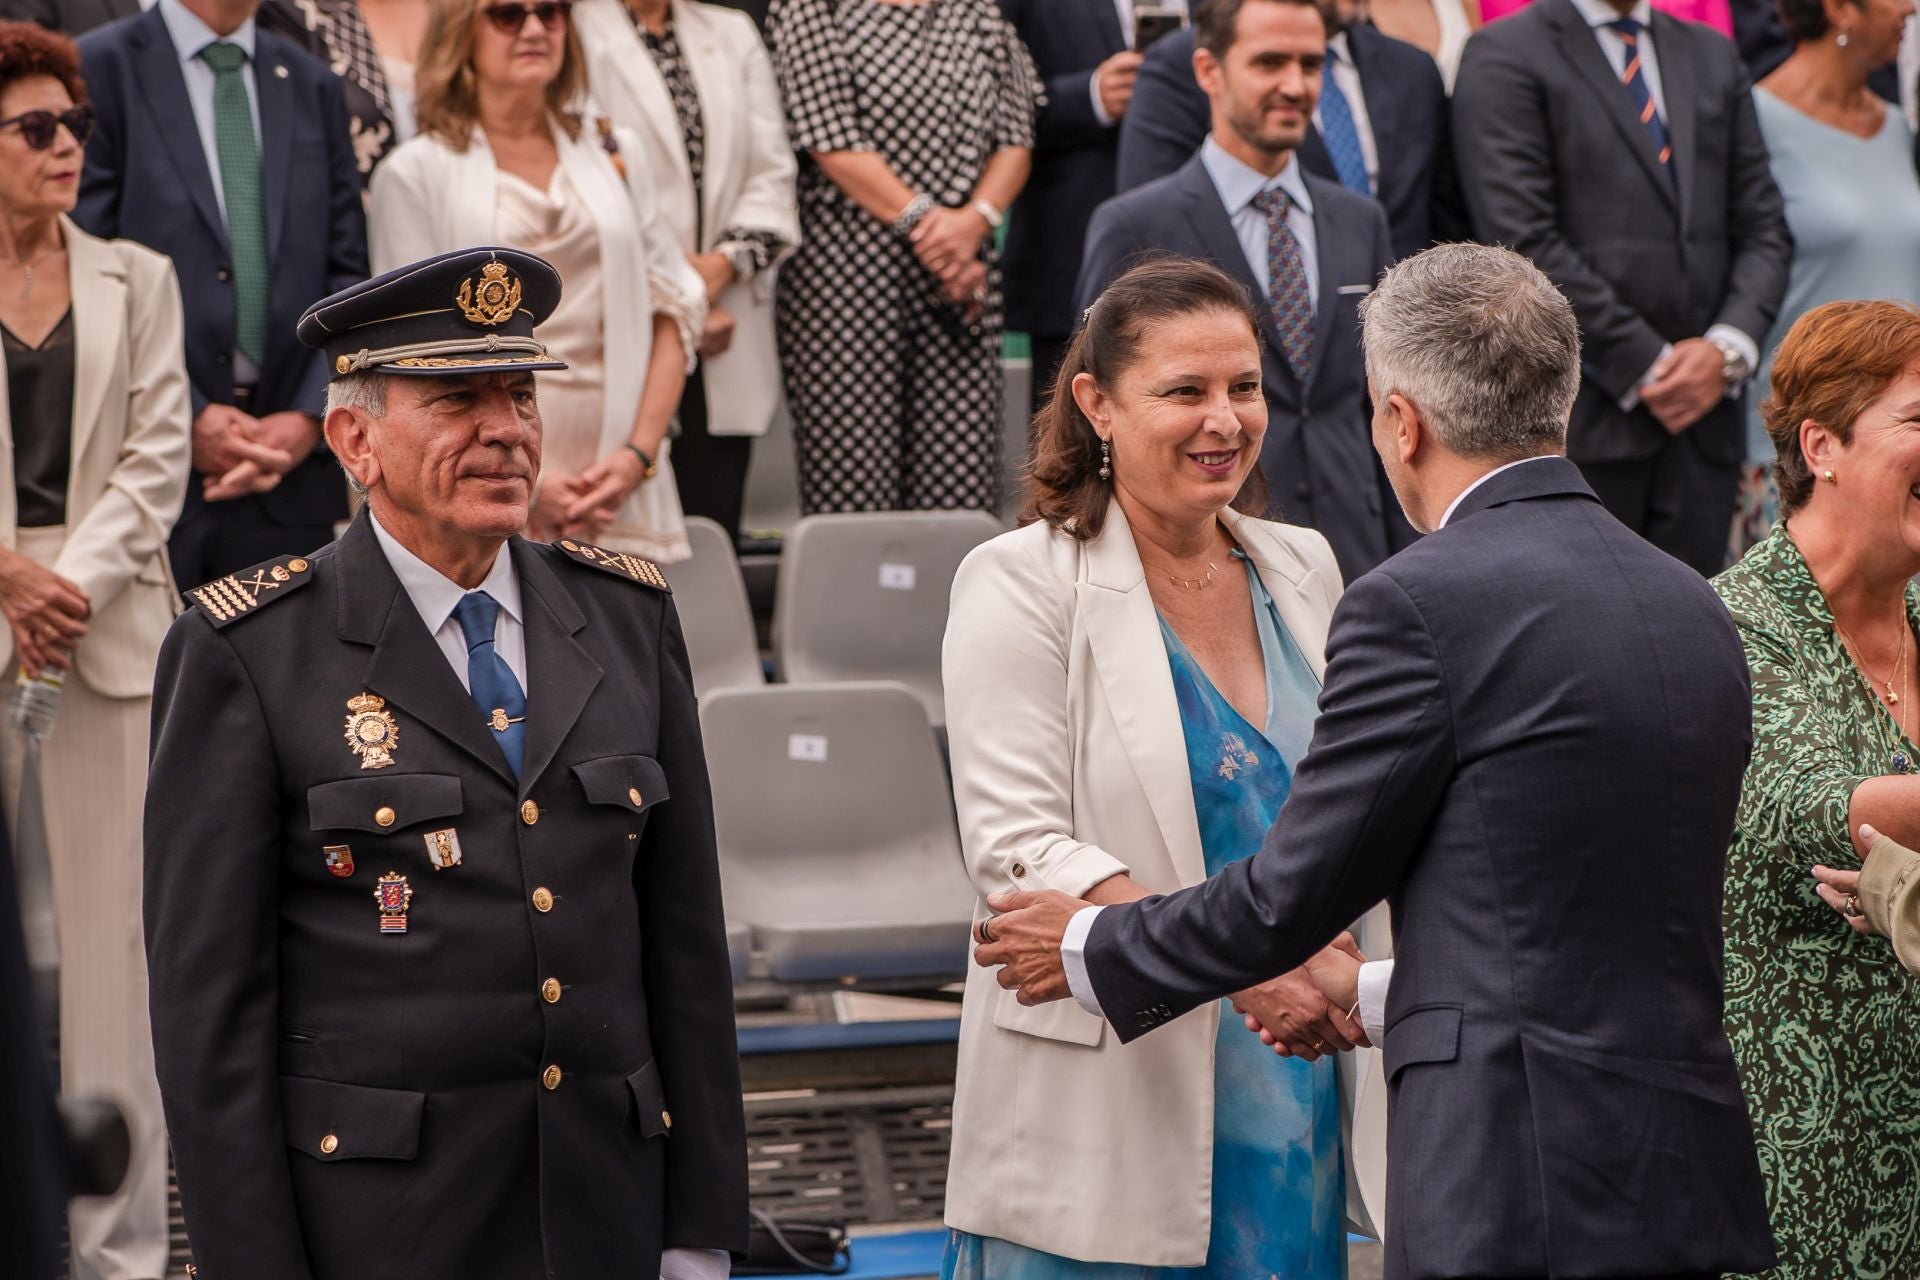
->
[[1824, 469, 1837, 484], [1098, 439, 1112, 481]]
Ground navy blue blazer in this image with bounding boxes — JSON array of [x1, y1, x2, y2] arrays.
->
[[997, 0, 1128, 339], [1075, 153, 1401, 583], [1114, 24, 1465, 261], [1083, 457, 1777, 1279], [75, 9, 367, 533]]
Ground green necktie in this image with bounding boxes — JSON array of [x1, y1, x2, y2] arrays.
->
[[196, 40, 269, 367]]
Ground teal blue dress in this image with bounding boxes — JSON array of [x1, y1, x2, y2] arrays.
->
[[944, 553, 1347, 1280]]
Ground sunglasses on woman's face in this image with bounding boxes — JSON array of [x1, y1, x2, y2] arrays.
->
[[0, 104, 95, 151], [481, 0, 571, 33]]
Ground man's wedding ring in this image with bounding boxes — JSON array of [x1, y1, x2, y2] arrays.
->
[[1310, 1037, 1328, 1053], [977, 917, 996, 945], [1844, 893, 1865, 919]]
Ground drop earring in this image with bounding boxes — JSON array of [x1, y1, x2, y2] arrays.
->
[[1099, 439, 1112, 480], [1837, 30, 1850, 44]]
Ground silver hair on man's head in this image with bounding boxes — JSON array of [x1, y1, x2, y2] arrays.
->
[[1359, 243, 1581, 461], [324, 371, 390, 498]]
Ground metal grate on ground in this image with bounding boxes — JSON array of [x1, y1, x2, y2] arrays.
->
[[746, 1084, 952, 1227]]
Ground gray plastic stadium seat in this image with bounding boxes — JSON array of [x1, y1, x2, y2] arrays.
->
[[700, 682, 974, 982], [772, 511, 1002, 726], [662, 517, 765, 695], [727, 921, 752, 985]]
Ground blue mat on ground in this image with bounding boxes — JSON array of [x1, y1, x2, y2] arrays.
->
[[744, 1229, 1378, 1277]]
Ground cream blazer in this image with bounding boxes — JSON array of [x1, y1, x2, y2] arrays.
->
[[0, 219, 189, 699], [942, 502, 1390, 1265], [574, 0, 799, 438], [367, 119, 706, 538]]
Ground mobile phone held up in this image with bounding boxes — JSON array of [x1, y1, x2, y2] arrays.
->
[[1133, 4, 1186, 51]]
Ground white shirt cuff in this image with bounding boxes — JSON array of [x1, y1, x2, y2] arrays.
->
[[1622, 342, 1673, 412], [659, 1248, 731, 1280], [1705, 323, 1758, 397], [1061, 904, 1107, 1017], [1090, 69, 1116, 128], [1357, 959, 1394, 1046]]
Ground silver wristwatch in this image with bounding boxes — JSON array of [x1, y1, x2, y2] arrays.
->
[[1710, 337, 1752, 387]]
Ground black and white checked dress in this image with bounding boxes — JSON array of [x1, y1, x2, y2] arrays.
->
[[771, 0, 1041, 513]]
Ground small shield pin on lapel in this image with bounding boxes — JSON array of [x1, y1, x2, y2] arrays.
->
[[424, 828, 463, 871], [324, 845, 355, 878]]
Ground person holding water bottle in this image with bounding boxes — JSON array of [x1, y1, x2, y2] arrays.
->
[[0, 22, 193, 1280]]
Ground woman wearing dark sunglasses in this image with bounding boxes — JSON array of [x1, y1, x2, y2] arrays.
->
[[0, 21, 193, 1280], [370, 0, 707, 566]]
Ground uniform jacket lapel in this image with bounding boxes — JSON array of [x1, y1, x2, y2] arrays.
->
[[129, 10, 227, 247], [336, 516, 518, 787], [1076, 502, 1208, 888], [1547, 0, 1678, 214], [511, 540, 603, 796]]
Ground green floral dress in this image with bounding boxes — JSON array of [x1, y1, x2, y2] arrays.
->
[[1714, 524, 1920, 1279]]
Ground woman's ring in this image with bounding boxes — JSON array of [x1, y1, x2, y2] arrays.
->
[[977, 916, 997, 945], [1844, 893, 1864, 919], [1310, 1037, 1328, 1052]]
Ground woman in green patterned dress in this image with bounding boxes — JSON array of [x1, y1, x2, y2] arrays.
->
[[1714, 299, 1920, 1279]]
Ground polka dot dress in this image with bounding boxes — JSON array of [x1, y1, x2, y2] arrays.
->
[[771, 0, 1041, 513]]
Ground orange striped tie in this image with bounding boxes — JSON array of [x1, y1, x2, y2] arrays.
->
[[1610, 17, 1674, 178]]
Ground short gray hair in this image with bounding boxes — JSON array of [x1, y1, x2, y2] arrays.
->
[[1359, 243, 1581, 461], [324, 372, 391, 497]]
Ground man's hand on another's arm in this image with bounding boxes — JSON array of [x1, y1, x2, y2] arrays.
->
[[974, 889, 1090, 1005], [1231, 962, 1367, 1061]]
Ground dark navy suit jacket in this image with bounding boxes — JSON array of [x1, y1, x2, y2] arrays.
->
[[1114, 23, 1466, 261], [76, 9, 367, 580], [997, 0, 1129, 340], [1076, 153, 1402, 583], [1084, 458, 1777, 1280]]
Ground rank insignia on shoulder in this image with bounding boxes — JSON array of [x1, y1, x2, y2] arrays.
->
[[553, 538, 670, 592], [188, 555, 313, 626]]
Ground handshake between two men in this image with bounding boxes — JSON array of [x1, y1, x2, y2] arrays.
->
[[974, 886, 1373, 1064]]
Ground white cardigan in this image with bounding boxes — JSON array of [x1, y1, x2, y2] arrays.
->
[[367, 118, 706, 544], [0, 219, 189, 698], [574, 0, 799, 437], [941, 503, 1390, 1264]]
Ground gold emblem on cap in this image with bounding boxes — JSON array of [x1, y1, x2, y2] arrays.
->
[[344, 693, 399, 770], [456, 260, 523, 327]]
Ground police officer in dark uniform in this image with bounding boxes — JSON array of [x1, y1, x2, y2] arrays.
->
[[143, 248, 748, 1279]]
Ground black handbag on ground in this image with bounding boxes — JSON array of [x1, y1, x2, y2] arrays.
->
[[731, 1210, 852, 1275]]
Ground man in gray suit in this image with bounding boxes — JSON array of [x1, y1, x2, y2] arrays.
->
[[1450, 0, 1790, 575], [978, 244, 1777, 1280], [1076, 0, 1404, 584]]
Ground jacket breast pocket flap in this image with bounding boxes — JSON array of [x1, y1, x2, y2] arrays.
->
[[281, 1074, 425, 1162], [308, 774, 464, 833], [991, 985, 1106, 1048], [627, 1059, 671, 1138], [1383, 1003, 1462, 1083], [573, 754, 669, 815]]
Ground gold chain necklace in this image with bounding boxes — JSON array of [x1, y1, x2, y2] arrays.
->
[[1144, 559, 1218, 591], [1835, 612, 1913, 769], [1834, 613, 1908, 707]]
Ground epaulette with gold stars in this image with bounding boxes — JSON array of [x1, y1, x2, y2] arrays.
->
[[186, 554, 315, 627], [552, 538, 671, 592]]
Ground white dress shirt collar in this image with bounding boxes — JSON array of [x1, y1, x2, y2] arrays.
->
[[1200, 135, 1314, 221], [156, 0, 257, 62], [1567, 0, 1652, 29], [1437, 455, 1563, 529], [370, 513, 524, 635]]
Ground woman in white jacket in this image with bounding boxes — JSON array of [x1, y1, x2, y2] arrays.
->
[[572, 0, 797, 540], [369, 0, 705, 562]]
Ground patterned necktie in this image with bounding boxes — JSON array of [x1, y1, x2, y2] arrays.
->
[[195, 41, 270, 365], [454, 591, 527, 779], [1249, 187, 1314, 378], [1316, 49, 1372, 196], [1608, 17, 1674, 181]]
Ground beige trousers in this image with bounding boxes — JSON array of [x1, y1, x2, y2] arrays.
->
[[2, 525, 168, 1280]]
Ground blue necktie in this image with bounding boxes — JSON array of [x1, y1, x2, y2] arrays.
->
[[1316, 50, 1372, 196], [454, 591, 526, 778], [1609, 17, 1674, 181], [1250, 187, 1314, 379]]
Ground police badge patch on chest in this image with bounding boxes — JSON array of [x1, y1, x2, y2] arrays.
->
[[344, 693, 400, 770]]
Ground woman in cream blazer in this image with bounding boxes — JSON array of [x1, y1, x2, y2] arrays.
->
[[368, 0, 705, 561], [941, 260, 1387, 1273], [573, 0, 798, 537], [0, 186, 190, 1280]]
